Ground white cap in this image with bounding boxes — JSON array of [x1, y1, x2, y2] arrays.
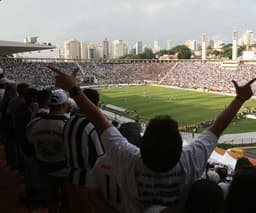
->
[[50, 90, 68, 105]]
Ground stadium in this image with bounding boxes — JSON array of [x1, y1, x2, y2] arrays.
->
[[1, 40, 256, 212], [1, 51, 256, 153]]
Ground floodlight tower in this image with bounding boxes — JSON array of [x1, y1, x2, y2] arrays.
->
[[232, 31, 238, 61], [202, 33, 207, 61]]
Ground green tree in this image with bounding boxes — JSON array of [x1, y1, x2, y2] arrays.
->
[[119, 54, 136, 60], [155, 49, 175, 57], [171, 45, 192, 59], [208, 49, 220, 56], [138, 48, 154, 59], [238, 45, 246, 57], [219, 44, 232, 59]]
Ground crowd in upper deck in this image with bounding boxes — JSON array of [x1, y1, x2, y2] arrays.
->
[[1, 60, 256, 94]]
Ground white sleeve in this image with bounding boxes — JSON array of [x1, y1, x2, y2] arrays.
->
[[181, 130, 218, 182], [101, 126, 140, 181]]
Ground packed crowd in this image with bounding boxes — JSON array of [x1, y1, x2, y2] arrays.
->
[[78, 62, 175, 84], [0, 63, 255, 213], [161, 62, 256, 93], [0, 60, 82, 89], [1, 59, 256, 95]]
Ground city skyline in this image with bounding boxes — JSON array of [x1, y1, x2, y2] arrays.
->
[[1, 0, 256, 47]]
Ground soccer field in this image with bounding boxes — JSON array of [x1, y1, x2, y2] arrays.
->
[[99, 85, 256, 133]]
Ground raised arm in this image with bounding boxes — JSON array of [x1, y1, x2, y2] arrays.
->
[[209, 79, 256, 137], [48, 66, 111, 134]]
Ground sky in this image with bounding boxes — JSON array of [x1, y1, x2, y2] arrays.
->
[[1, 0, 256, 48]]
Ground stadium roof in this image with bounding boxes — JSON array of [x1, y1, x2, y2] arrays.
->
[[0, 40, 56, 56]]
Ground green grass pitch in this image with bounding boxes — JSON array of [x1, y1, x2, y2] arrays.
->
[[99, 85, 256, 134]]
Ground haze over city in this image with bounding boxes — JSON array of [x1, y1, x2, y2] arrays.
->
[[1, 0, 256, 47]]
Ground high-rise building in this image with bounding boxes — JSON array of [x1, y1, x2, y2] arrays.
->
[[111, 40, 128, 58], [208, 39, 214, 49], [232, 31, 238, 60], [64, 39, 80, 59], [166, 40, 173, 50], [130, 48, 136, 55], [102, 38, 109, 59], [242, 30, 254, 46], [97, 45, 103, 59], [185, 39, 197, 50], [201, 33, 207, 60], [88, 44, 97, 60], [135, 41, 143, 55], [80, 41, 89, 60], [153, 40, 160, 53]]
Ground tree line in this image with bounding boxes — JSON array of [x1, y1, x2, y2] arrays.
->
[[119, 44, 247, 60]]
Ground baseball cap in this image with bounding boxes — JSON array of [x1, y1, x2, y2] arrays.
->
[[50, 90, 68, 105]]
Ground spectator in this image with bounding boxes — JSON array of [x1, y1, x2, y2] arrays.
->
[[224, 166, 256, 213], [34, 89, 52, 118], [181, 179, 224, 213], [13, 87, 38, 156], [0, 81, 17, 119], [6, 82, 30, 118], [0, 77, 15, 109], [0, 82, 18, 168], [26, 89, 68, 213], [63, 88, 105, 212], [64, 88, 104, 186]]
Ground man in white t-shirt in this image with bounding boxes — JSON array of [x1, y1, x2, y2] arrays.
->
[[49, 65, 256, 213]]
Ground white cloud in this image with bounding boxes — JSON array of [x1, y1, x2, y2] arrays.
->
[[0, 0, 256, 46]]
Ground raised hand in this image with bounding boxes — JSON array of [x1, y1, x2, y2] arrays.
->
[[210, 78, 256, 137], [232, 78, 256, 101], [48, 66, 79, 91]]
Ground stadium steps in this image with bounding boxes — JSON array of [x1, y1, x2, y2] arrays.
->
[[158, 62, 178, 84]]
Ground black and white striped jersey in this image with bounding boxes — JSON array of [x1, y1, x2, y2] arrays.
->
[[64, 113, 105, 186]]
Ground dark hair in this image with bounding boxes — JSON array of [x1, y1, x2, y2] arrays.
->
[[140, 115, 182, 172], [83, 88, 99, 106], [17, 82, 30, 97], [37, 89, 52, 106], [216, 167, 228, 181], [24, 87, 38, 103], [183, 179, 224, 213], [225, 167, 256, 213], [234, 157, 253, 173]]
